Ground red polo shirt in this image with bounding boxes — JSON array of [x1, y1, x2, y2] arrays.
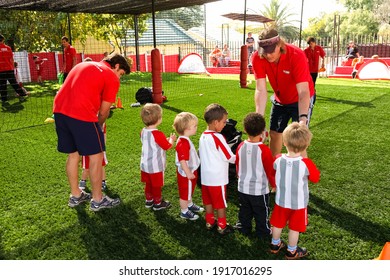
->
[[64, 45, 77, 73], [252, 44, 315, 105], [304, 45, 325, 73], [53, 61, 120, 122], [0, 43, 14, 71]]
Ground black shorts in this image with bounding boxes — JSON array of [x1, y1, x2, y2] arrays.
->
[[54, 113, 105, 156], [269, 96, 314, 133]]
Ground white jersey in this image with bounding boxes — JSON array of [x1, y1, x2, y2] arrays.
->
[[199, 130, 236, 186], [175, 136, 200, 177], [236, 140, 274, 196], [140, 128, 171, 173], [274, 154, 311, 209]]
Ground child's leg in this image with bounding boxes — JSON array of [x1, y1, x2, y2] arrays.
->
[[217, 208, 227, 228], [253, 194, 271, 237], [81, 168, 89, 181], [144, 183, 153, 201], [287, 229, 300, 249], [237, 192, 253, 234], [179, 198, 189, 212]]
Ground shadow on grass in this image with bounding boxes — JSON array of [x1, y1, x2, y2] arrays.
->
[[75, 201, 174, 260], [309, 193, 390, 244], [1, 99, 25, 114], [316, 95, 375, 108]]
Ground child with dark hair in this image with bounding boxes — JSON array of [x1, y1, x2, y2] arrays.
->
[[234, 113, 275, 238], [199, 103, 236, 235]]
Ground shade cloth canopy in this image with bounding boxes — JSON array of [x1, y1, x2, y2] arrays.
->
[[0, 0, 221, 14], [222, 12, 274, 23]]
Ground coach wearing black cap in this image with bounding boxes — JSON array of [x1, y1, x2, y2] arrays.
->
[[251, 28, 315, 157]]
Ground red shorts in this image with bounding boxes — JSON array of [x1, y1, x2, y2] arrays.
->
[[270, 204, 308, 232], [81, 152, 108, 169], [177, 170, 198, 201], [141, 171, 164, 188], [201, 185, 227, 209]]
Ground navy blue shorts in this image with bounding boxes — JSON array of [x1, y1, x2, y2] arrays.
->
[[269, 96, 314, 133], [54, 113, 105, 156]]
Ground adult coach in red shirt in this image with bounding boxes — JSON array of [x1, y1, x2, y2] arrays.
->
[[304, 37, 325, 88], [252, 28, 315, 157], [0, 34, 28, 103], [61, 36, 77, 82], [53, 53, 132, 211]]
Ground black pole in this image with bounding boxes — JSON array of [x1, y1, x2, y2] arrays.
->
[[134, 15, 140, 71], [243, 0, 247, 45], [152, 0, 156, 49], [299, 0, 304, 48], [67, 13, 72, 45]]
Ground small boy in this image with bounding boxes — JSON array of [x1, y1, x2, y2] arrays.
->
[[269, 122, 320, 259], [79, 122, 108, 191], [173, 112, 204, 220], [140, 103, 176, 211], [33, 55, 46, 83], [199, 103, 236, 235], [235, 113, 276, 238]]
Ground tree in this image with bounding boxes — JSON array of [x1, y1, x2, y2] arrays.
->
[[155, 6, 204, 30], [259, 0, 300, 40]]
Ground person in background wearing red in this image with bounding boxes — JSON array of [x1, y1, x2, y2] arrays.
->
[[0, 34, 28, 103], [304, 37, 325, 89], [33, 55, 47, 83], [61, 36, 77, 82]]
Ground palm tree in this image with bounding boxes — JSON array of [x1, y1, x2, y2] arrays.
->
[[260, 0, 300, 40]]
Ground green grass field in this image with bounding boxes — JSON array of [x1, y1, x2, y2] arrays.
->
[[0, 73, 389, 260]]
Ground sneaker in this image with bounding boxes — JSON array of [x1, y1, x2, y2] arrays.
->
[[79, 180, 87, 190], [285, 246, 308, 260], [90, 196, 121, 212], [152, 200, 171, 211], [101, 181, 107, 191], [217, 224, 234, 235], [206, 220, 217, 231], [145, 200, 154, 208], [270, 240, 286, 254], [68, 191, 91, 207], [180, 210, 199, 221], [188, 203, 204, 213], [233, 221, 242, 229]]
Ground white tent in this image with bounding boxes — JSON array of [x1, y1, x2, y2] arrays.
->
[[178, 53, 210, 76], [357, 60, 390, 80]]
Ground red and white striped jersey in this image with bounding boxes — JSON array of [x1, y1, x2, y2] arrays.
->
[[236, 140, 275, 196], [140, 128, 172, 173], [199, 130, 236, 186], [175, 136, 200, 177], [274, 154, 320, 209]]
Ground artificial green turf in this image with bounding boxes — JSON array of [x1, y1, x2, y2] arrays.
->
[[0, 74, 389, 260]]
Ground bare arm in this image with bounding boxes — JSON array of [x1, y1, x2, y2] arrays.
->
[[179, 160, 195, 179], [254, 78, 268, 116], [296, 81, 311, 125], [98, 100, 112, 127]]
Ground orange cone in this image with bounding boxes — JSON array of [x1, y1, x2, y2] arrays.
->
[[116, 97, 123, 109], [375, 242, 390, 260]]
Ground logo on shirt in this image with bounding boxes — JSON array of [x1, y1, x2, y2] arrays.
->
[[283, 70, 290, 74]]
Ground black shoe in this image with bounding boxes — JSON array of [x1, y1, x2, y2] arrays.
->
[[206, 220, 217, 231], [152, 200, 171, 211], [285, 246, 308, 260], [217, 224, 234, 235], [270, 240, 286, 254]]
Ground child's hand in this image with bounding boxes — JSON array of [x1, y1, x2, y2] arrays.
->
[[187, 173, 195, 180], [169, 133, 177, 143]]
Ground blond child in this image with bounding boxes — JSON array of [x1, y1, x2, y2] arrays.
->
[[173, 112, 204, 220], [199, 104, 236, 235], [234, 113, 276, 238], [140, 103, 176, 211], [270, 122, 320, 259]]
